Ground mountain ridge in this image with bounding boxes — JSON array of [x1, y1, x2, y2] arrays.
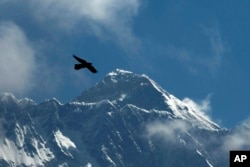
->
[[0, 69, 243, 167], [75, 69, 219, 131]]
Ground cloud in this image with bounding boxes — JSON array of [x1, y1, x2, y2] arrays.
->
[[166, 25, 227, 74], [146, 119, 191, 142], [0, 21, 36, 94], [222, 120, 250, 151], [182, 94, 212, 115], [27, 0, 141, 52], [146, 95, 218, 143], [0, 0, 142, 99], [29, 0, 139, 23], [201, 25, 227, 71]]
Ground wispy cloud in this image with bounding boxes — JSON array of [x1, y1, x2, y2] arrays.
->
[[201, 24, 227, 72], [27, 0, 141, 52], [0, 21, 36, 94], [146, 119, 191, 143], [146, 94, 216, 143], [166, 25, 227, 74], [222, 119, 250, 151], [147, 113, 250, 157], [182, 94, 213, 116], [0, 21, 67, 98], [29, 0, 140, 24]]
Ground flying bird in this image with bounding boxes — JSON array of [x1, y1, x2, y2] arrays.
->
[[73, 55, 98, 73]]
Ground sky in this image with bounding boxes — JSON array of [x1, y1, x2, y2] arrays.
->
[[0, 1, 249, 128]]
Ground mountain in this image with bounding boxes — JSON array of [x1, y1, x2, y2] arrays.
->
[[0, 69, 246, 167]]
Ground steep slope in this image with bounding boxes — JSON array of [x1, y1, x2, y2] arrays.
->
[[0, 93, 54, 166], [0, 69, 233, 167], [76, 69, 219, 131]]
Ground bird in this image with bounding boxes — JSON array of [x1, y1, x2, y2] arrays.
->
[[73, 55, 98, 73]]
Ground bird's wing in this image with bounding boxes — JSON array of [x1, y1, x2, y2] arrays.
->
[[73, 55, 88, 64], [87, 64, 98, 73]]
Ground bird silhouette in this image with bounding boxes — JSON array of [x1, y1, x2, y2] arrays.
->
[[73, 55, 97, 73]]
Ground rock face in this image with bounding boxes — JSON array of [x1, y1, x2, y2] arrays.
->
[[0, 69, 247, 167]]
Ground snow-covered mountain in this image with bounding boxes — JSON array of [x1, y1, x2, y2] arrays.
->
[[0, 69, 249, 167]]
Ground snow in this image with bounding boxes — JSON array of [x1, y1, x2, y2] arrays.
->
[[107, 69, 220, 131], [70, 101, 97, 106], [0, 93, 36, 107], [148, 140, 155, 151], [84, 163, 92, 167], [116, 131, 123, 141], [107, 71, 118, 83], [118, 94, 127, 101], [107, 69, 133, 83], [107, 69, 133, 78], [115, 69, 133, 74], [179, 138, 186, 145], [44, 97, 63, 105], [52, 97, 63, 105], [127, 104, 173, 118], [196, 150, 203, 156], [111, 77, 118, 83], [0, 138, 54, 166], [58, 162, 69, 167], [0, 70, 226, 166], [14, 123, 25, 148], [54, 130, 76, 149], [143, 75, 166, 93], [140, 72, 220, 131], [108, 71, 118, 76], [0, 120, 54, 166], [127, 104, 150, 113], [54, 130, 76, 157], [18, 98, 36, 107], [182, 98, 219, 129], [95, 99, 116, 109], [0, 92, 17, 102], [107, 111, 113, 116], [206, 159, 214, 167], [165, 94, 219, 131], [101, 145, 116, 166]]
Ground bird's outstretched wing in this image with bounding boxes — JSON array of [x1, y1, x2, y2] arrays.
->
[[73, 55, 87, 64], [86, 64, 98, 73]]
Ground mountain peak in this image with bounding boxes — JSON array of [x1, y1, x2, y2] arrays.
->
[[0, 92, 16, 100], [0, 92, 18, 105], [107, 68, 133, 76], [105, 68, 144, 84], [0, 92, 36, 107], [75, 69, 219, 131], [75, 69, 170, 110]]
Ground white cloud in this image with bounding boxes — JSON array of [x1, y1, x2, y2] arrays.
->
[[182, 94, 212, 115], [29, 0, 139, 23], [180, 95, 221, 131], [222, 120, 250, 151], [0, 22, 36, 94], [166, 25, 227, 74], [201, 25, 227, 72], [28, 0, 141, 52], [146, 120, 191, 142]]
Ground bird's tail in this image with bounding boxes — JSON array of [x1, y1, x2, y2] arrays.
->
[[74, 64, 83, 70]]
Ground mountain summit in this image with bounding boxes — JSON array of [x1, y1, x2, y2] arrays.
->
[[0, 69, 234, 167], [76, 69, 219, 131], [76, 69, 170, 110]]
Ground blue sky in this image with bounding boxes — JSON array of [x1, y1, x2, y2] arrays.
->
[[0, 1, 249, 128]]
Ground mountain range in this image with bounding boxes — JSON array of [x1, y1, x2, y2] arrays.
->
[[0, 69, 249, 167]]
